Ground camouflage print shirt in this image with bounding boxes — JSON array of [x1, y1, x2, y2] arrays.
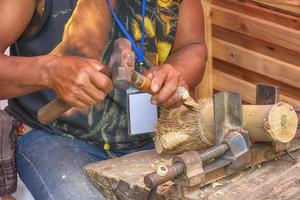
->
[[8, 0, 182, 150]]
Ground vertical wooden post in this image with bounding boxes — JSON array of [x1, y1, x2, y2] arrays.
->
[[195, 0, 213, 99]]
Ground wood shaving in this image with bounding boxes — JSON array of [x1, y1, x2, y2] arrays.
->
[[211, 181, 223, 188]]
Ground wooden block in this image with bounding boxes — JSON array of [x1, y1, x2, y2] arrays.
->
[[84, 151, 173, 200], [212, 5, 300, 53], [84, 141, 300, 200], [213, 38, 300, 88], [199, 149, 300, 200]]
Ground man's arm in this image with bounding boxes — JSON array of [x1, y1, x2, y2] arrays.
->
[[148, 0, 207, 108], [168, 0, 207, 87], [0, 0, 43, 98], [0, 0, 112, 108]]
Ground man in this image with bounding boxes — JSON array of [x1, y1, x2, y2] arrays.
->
[[0, 0, 207, 199]]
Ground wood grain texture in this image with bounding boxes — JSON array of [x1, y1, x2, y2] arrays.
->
[[84, 140, 300, 200], [252, 0, 300, 17], [213, 69, 300, 105], [213, 0, 300, 30], [211, 1, 300, 106], [213, 26, 300, 66], [213, 59, 300, 102], [196, 0, 213, 99], [212, 5, 300, 53], [213, 38, 300, 88]]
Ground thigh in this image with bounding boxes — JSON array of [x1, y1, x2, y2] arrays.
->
[[16, 130, 108, 200]]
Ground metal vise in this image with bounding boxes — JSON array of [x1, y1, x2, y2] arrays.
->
[[144, 92, 251, 199], [144, 83, 299, 199]]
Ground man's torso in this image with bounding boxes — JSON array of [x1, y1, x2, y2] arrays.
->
[[7, 0, 182, 149]]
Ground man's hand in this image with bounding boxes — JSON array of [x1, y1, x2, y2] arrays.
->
[[44, 56, 113, 109], [146, 64, 188, 109]]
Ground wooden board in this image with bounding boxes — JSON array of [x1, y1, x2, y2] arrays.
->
[[84, 140, 300, 200], [212, 5, 300, 54], [213, 59, 300, 102], [213, 67, 300, 105], [211, 1, 300, 106], [213, 0, 300, 30], [252, 0, 300, 17], [213, 26, 300, 66], [212, 38, 300, 88], [196, 0, 213, 99], [84, 151, 173, 200]]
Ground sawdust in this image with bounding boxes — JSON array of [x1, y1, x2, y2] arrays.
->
[[150, 158, 172, 171], [211, 180, 224, 188]]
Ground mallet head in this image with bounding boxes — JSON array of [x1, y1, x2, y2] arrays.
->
[[109, 38, 135, 90]]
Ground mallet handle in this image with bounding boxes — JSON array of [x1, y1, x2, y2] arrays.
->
[[38, 98, 71, 124]]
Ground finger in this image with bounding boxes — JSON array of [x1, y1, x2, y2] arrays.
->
[[82, 81, 106, 102], [65, 87, 97, 108], [76, 92, 97, 107], [179, 77, 189, 89], [86, 59, 105, 71], [90, 72, 113, 93], [150, 70, 167, 93], [144, 69, 154, 80], [70, 100, 90, 109], [63, 93, 93, 109], [160, 92, 182, 109], [151, 77, 179, 105]]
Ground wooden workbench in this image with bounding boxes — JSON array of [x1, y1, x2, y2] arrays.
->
[[84, 145, 300, 200]]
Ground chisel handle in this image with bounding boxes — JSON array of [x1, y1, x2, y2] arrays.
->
[[37, 98, 71, 124], [131, 71, 154, 95]]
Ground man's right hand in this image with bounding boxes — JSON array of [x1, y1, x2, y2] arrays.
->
[[0, 0, 113, 107], [44, 56, 113, 109]]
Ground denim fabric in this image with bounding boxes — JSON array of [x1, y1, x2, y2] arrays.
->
[[16, 130, 154, 200]]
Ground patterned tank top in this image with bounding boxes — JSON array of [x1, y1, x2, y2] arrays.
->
[[8, 0, 182, 149]]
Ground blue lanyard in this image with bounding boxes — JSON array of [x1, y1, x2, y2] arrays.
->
[[106, 0, 146, 64]]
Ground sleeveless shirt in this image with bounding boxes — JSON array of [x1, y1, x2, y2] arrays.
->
[[7, 0, 181, 149]]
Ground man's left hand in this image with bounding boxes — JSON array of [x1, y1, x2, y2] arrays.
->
[[145, 64, 188, 109]]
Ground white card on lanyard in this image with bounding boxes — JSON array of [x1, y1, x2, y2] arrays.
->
[[127, 87, 158, 135]]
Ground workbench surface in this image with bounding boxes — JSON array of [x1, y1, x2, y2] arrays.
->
[[84, 148, 300, 200]]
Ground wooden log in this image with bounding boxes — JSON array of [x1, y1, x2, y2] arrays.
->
[[243, 103, 298, 142], [155, 100, 298, 154], [204, 102, 298, 143]]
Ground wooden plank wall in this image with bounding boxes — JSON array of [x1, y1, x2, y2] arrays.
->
[[196, 0, 213, 99], [211, 0, 300, 104]]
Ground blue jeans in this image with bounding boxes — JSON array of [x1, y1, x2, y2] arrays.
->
[[16, 129, 154, 200]]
